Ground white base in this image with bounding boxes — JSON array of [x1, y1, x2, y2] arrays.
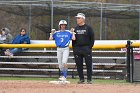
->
[[49, 80, 70, 84]]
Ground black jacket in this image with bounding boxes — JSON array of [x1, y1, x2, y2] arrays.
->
[[72, 24, 95, 49]]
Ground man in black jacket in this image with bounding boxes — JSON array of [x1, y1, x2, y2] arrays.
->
[[72, 13, 95, 84]]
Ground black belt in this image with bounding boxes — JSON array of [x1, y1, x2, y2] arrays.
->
[[57, 46, 68, 48]]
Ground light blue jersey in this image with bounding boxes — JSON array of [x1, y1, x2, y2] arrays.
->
[[53, 30, 72, 47]]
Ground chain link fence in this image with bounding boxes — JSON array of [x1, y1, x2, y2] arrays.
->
[[0, 0, 140, 40]]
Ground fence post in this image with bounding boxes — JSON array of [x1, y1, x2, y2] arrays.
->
[[130, 47, 134, 83], [126, 40, 131, 82]]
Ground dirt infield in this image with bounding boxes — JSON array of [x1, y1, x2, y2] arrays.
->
[[0, 80, 140, 93]]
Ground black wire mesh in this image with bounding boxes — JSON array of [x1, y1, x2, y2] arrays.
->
[[0, 1, 140, 40]]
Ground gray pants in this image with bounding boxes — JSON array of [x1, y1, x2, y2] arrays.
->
[[57, 47, 69, 70]]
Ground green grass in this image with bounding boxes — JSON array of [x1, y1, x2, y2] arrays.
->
[[0, 76, 128, 84], [0, 77, 54, 81]]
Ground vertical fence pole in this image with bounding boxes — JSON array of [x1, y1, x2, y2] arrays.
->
[[28, 4, 32, 36], [130, 47, 134, 83], [139, 10, 140, 40], [126, 40, 131, 82], [100, 2, 103, 40], [51, 0, 54, 30]]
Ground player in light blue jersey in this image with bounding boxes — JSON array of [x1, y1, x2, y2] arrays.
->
[[49, 20, 76, 81]]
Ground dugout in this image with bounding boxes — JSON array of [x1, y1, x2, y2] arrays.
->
[[0, 40, 127, 80]]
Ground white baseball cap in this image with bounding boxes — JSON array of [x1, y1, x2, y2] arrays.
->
[[75, 13, 85, 19]]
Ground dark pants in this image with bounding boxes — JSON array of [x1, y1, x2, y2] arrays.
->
[[0, 48, 6, 56], [73, 46, 93, 81]]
